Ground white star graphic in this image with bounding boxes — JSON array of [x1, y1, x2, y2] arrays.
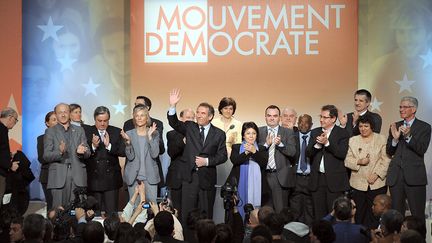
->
[[112, 101, 127, 114], [57, 52, 77, 72], [370, 97, 383, 112], [420, 49, 432, 69], [81, 78, 100, 96], [395, 73, 416, 93], [37, 16, 63, 42]]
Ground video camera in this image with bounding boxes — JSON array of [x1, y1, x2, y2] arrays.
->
[[221, 178, 238, 210]]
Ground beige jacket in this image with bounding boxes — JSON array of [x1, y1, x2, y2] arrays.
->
[[345, 133, 390, 191]]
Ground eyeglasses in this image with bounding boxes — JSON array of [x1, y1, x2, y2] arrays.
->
[[399, 105, 414, 109]]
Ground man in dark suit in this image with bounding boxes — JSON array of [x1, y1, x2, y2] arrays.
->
[[0, 107, 20, 207], [43, 103, 90, 207], [290, 114, 314, 225], [166, 108, 195, 215], [258, 105, 296, 213], [123, 96, 165, 189], [85, 106, 125, 215], [339, 89, 382, 137], [307, 105, 350, 219], [167, 89, 227, 223], [386, 96, 431, 222]]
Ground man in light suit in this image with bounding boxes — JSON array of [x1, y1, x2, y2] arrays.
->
[[167, 89, 227, 223], [386, 96, 431, 222], [339, 89, 382, 137], [307, 105, 350, 219], [84, 106, 125, 215], [258, 105, 296, 213], [43, 103, 90, 208]]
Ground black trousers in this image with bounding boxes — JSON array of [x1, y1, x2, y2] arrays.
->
[[169, 187, 182, 220], [41, 182, 53, 210], [181, 172, 216, 224], [290, 174, 314, 225], [311, 173, 344, 220], [90, 189, 119, 215], [352, 186, 387, 229], [390, 170, 426, 222]]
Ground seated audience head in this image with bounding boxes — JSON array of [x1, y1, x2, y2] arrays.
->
[[372, 194, 391, 217], [214, 223, 233, 243], [154, 211, 174, 237], [104, 212, 120, 241], [380, 209, 404, 236], [309, 220, 336, 243], [250, 224, 272, 243], [83, 221, 105, 243], [43, 218, 53, 243], [251, 235, 270, 243], [263, 213, 285, 238], [402, 215, 426, 240], [258, 206, 275, 224], [23, 214, 46, 241], [195, 219, 216, 243], [9, 217, 24, 243], [333, 196, 353, 221], [186, 208, 207, 230], [279, 207, 296, 224], [400, 229, 425, 243], [115, 222, 136, 243]]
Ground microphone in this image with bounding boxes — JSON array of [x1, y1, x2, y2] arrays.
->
[[226, 124, 235, 133]]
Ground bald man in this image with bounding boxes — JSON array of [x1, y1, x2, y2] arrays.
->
[[0, 107, 20, 205]]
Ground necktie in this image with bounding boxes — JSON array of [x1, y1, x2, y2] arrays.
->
[[268, 129, 276, 170], [300, 135, 308, 172], [200, 126, 205, 145], [100, 130, 105, 143]]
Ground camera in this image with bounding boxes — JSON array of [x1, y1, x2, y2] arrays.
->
[[344, 189, 353, 200], [142, 202, 151, 209], [221, 178, 238, 210]]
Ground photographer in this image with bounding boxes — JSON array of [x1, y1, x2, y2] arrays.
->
[[121, 181, 148, 225], [323, 196, 369, 243], [144, 200, 183, 241]]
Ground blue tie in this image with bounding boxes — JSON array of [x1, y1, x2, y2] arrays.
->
[[300, 135, 308, 172]]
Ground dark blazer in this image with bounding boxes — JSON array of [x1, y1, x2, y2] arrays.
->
[[166, 130, 185, 189], [386, 118, 431, 186], [84, 125, 125, 191], [258, 126, 297, 188], [227, 144, 270, 204], [344, 110, 382, 137], [0, 122, 12, 177], [37, 134, 49, 184], [167, 112, 227, 190], [307, 126, 350, 192]]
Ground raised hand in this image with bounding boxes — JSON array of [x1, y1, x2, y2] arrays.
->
[[148, 122, 157, 139], [120, 130, 131, 145], [390, 123, 400, 141], [266, 132, 274, 145], [59, 140, 66, 154], [103, 131, 110, 147], [92, 134, 100, 148], [169, 89, 181, 107], [77, 143, 87, 154], [338, 108, 347, 127]]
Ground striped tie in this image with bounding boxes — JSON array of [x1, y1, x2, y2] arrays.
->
[[267, 129, 276, 170]]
